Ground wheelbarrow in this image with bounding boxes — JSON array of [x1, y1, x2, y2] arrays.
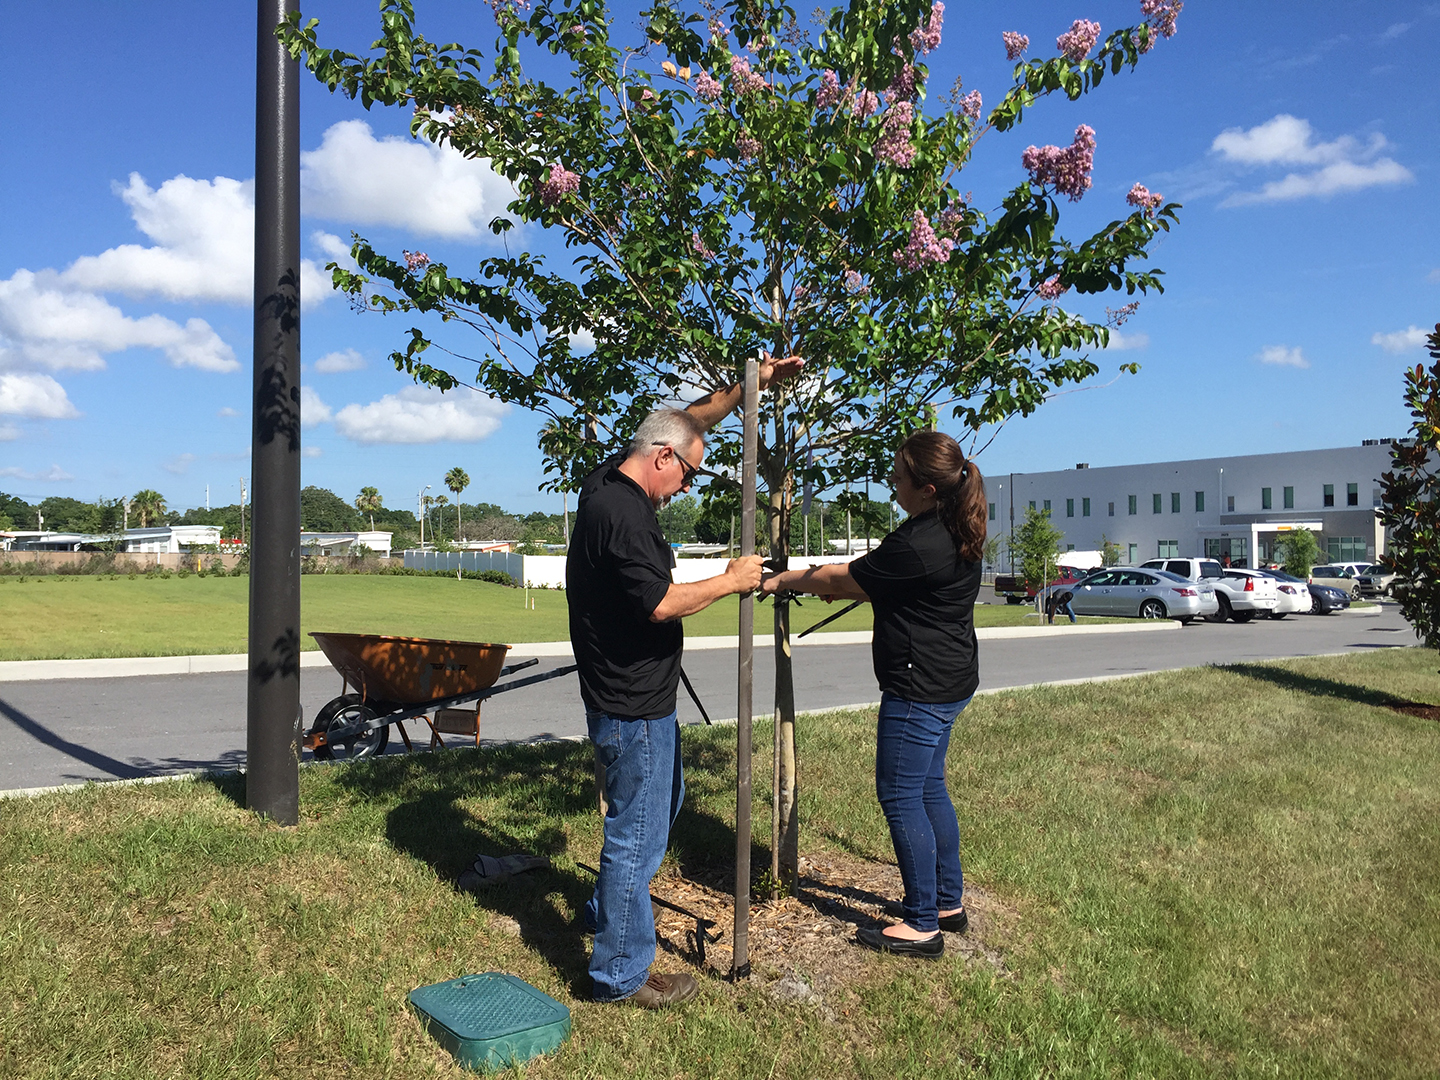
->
[[304, 632, 578, 760]]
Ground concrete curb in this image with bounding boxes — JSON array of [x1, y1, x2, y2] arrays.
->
[[0, 620, 1176, 683]]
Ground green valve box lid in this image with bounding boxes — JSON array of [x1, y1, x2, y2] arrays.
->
[[409, 972, 572, 1073]]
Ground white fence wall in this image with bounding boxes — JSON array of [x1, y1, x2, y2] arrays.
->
[[402, 551, 858, 589]]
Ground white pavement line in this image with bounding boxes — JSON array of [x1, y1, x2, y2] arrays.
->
[[0, 620, 1177, 683]]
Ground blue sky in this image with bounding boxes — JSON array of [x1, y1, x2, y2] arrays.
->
[[1, 1, 1436, 518]]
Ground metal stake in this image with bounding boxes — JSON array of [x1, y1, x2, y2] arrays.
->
[[733, 357, 758, 979], [246, 0, 302, 825]]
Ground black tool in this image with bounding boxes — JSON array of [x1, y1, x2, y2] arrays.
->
[[574, 861, 722, 963], [797, 599, 864, 638], [679, 666, 712, 725]]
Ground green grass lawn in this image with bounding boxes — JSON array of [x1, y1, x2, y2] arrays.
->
[[2, 649, 1438, 1078], [0, 575, 1103, 661]]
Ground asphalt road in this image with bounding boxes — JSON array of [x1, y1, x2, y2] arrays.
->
[[0, 604, 1412, 793]]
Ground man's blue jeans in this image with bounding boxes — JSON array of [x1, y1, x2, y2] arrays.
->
[[875, 692, 972, 933], [584, 708, 684, 1002]]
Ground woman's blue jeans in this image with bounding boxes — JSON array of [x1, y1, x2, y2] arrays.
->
[[875, 691, 972, 933], [583, 708, 684, 1002]]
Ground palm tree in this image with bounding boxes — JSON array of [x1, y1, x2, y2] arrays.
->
[[445, 466, 470, 540], [131, 489, 166, 528], [354, 486, 382, 530]]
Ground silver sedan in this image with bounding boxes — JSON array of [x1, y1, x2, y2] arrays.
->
[[1041, 567, 1220, 623]]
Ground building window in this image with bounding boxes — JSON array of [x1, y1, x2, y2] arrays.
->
[[1082, 497, 1091, 517], [1373, 487, 1383, 508], [1029, 500, 1036, 511], [1066, 543, 1076, 551], [1227, 495, 1235, 512], [1152, 493, 1162, 514], [1283, 486, 1294, 509], [1128, 543, 1138, 564], [1326, 536, 1366, 561], [1194, 491, 1205, 512], [1170, 492, 1180, 513], [1158, 539, 1179, 558], [988, 502, 996, 521], [1043, 499, 1051, 514], [1066, 498, 1074, 518], [1347, 483, 1358, 507], [1108, 501, 1115, 517], [1128, 495, 1137, 515], [1323, 483, 1334, 507], [1262, 487, 1272, 510]]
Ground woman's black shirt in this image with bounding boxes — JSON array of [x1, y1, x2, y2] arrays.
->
[[847, 509, 981, 703]]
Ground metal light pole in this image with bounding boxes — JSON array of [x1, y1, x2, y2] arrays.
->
[[246, 0, 302, 824], [732, 357, 758, 980]]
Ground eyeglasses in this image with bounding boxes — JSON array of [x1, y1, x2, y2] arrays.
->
[[653, 442, 699, 486]]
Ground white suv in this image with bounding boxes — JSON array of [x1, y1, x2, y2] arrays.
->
[[1142, 558, 1279, 623]]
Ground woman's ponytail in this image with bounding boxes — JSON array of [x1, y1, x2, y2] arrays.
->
[[896, 431, 987, 562]]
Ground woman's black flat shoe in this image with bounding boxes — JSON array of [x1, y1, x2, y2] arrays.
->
[[856, 925, 944, 959], [937, 908, 968, 934]]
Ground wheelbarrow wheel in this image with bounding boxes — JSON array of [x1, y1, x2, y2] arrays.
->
[[310, 694, 388, 761]]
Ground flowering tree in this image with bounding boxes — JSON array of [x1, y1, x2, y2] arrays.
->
[[283, 0, 1183, 886]]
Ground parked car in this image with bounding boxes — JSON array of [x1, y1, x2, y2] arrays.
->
[[1040, 566, 1218, 623], [1253, 570, 1311, 618], [1309, 565, 1361, 599], [1307, 582, 1351, 615], [993, 565, 1087, 605], [1356, 564, 1400, 597], [1145, 558, 1279, 622]]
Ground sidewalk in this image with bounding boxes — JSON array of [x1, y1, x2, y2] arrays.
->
[[0, 620, 1178, 683]]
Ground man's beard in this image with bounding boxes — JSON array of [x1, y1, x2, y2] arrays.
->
[[654, 495, 672, 511]]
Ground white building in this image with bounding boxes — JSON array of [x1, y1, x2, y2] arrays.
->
[[7, 525, 222, 554], [300, 531, 394, 558], [987, 442, 1398, 569]]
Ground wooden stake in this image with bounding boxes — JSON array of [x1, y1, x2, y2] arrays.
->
[[733, 357, 758, 979]]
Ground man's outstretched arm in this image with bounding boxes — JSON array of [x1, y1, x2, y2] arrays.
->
[[686, 351, 805, 430]]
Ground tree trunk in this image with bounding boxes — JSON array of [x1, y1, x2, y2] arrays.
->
[[767, 465, 799, 892]]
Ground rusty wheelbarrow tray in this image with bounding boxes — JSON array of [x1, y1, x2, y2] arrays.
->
[[304, 632, 578, 760]]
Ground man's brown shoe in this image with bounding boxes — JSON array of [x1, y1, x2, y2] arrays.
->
[[622, 971, 698, 1009]]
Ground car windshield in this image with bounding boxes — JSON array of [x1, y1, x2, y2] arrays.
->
[[1154, 569, 1189, 582], [1363, 564, 1386, 574], [1267, 570, 1302, 582]]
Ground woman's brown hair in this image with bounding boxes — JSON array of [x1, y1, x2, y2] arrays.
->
[[896, 430, 987, 562]]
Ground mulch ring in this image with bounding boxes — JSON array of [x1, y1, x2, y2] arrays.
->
[[1388, 702, 1440, 721], [647, 851, 1014, 1013]]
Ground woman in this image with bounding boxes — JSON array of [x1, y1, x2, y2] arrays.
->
[[761, 431, 985, 958]]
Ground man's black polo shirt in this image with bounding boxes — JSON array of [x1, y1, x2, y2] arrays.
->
[[847, 508, 981, 703], [567, 454, 681, 719]]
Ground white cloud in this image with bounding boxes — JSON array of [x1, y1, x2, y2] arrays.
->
[[313, 348, 366, 373], [1104, 330, 1149, 351], [0, 425, 18, 441], [0, 372, 80, 418], [0, 269, 237, 373], [1380, 22, 1411, 40], [58, 173, 333, 308], [217, 406, 239, 417], [568, 328, 597, 353], [303, 445, 324, 458], [301, 120, 515, 240], [1213, 115, 1413, 206], [300, 385, 333, 427], [1428, 269, 1440, 284], [162, 453, 196, 475], [1372, 326, 1429, 354], [311, 231, 358, 271], [333, 385, 507, 444], [1258, 345, 1309, 369], [0, 464, 73, 482]]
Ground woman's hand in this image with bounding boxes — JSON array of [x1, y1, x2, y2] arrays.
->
[[760, 572, 785, 597]]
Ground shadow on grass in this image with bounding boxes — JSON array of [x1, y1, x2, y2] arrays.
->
[[1220, 662, 1436, 712], [320, 735, 745, 995]]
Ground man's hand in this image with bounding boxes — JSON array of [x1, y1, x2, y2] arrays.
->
[[759, 572, 781, 597], [758, 350, 805, 391], [726, 555, 765, 594]]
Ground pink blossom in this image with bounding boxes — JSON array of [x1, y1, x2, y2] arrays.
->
[[793, 283, 809, 298], [639, 88, 656, 103], [908, 2, 945, 54], [816, 69, 842, 110], [894, 209, 954, 271], [875, 102, 916, 167], [1106, 301, 1140, 326], [694, 70, 723, 102], [1056, 19, 1101, 62], [539, 164, 580, 206], [403, 250, 430, 272], [1036, 276, 1065, 299], [885, 63, 917, 103], [843, 269, 869, 296], [1140, 0, 1182, 47], [708, 16, 728, 39], [569, 23, 585, 35], [729, 55, 767, 95], [959, 90, 982, 123], [936, 204, 966, 237], [735, 130, 761, 160], [1002, 31, 1029, 60], [1126, 182, 1163, 214], [691, 232, 714, 260], [852, 89, 879, 118], [1021, 124, 1096, 201]]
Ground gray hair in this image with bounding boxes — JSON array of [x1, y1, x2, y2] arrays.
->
[[627, 408, 706, 460]]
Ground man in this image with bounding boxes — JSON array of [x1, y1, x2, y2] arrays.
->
[[568, 354, 801, 1009]]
